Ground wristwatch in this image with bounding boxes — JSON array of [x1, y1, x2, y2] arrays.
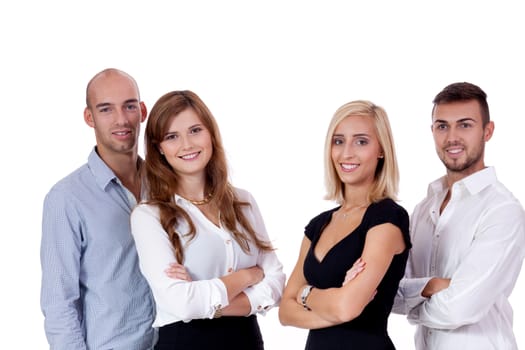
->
[[213, 304, 223, 318], [301, 285, 314, 311]]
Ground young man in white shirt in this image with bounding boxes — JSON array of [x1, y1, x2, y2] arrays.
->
[[393, 82, 525, 349]]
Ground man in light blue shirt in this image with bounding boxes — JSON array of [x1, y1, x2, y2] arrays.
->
[[40, 68, 156, 349]]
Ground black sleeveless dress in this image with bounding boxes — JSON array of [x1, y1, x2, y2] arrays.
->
[[303, 198, 411, 350]]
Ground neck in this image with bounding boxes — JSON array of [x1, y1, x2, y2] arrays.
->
[[342, 184, 370, 209], [176, 174, 208, 202], [341, 201, 369, 211]]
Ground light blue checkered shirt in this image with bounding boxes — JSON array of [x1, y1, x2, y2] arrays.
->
[[40, 147, 156, 350]]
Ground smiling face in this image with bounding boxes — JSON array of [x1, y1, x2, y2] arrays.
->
[[84, 71, 146, 158], [432, 100, 494, 179], [158, 107, 213, 180], [331, 115, 383, 190]]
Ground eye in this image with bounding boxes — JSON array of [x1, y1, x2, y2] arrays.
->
[[163, 133, 178, 141], [333, 137, 344, 145], [98, 106, 111, 113], [190, 126, 203, 134], [459, 122, 473, 128], [435, 123, 448, 130], [355, 138, 369, 146], [125, 103, 139, 111]]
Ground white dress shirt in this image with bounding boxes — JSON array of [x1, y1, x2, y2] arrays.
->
[[131, 187, 285, 327], [393, 167, 525, 350]]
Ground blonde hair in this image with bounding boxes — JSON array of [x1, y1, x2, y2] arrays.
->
[[323, 100, 399, 204]]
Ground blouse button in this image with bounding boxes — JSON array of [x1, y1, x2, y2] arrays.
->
[[225, 239, 232, 244], [227, 267, 233, 273]]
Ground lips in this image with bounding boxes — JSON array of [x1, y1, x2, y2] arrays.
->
[[341, 163, 358, 171], [445, 146, 464, 156], [179, 152, 200, 160], [112, 130, 131, 136]]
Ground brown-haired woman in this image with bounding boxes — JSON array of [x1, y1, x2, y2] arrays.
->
[[131, 90, 285, 350]]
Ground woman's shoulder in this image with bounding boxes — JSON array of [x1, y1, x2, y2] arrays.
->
[[366, 198, 410, 236], [371, 198, 408, 216], [365, 198, 409, 227], [305, 206, 339, 232], [132, 201, 161, 218], [232, 186, 250, 198], [231, 186, 258, 204]]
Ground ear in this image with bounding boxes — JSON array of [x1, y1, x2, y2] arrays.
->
[[484, 121, 495, 142], [140, 102, 147, 123], [84, 107, 95, 128]]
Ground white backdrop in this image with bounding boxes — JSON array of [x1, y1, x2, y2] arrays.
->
[[1, 1, 524, 349]]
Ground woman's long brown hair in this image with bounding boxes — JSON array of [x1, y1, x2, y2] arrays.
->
[[142, 90, 273, 263]]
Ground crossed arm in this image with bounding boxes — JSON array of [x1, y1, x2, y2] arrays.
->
[[395, 204, 525, 329], [278, 223, 405, 329], [165, 262, 264, 316]]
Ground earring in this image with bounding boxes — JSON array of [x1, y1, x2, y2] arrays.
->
[[378, 155, 384, 159]]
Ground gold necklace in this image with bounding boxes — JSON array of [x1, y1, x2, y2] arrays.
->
[[184, 192, 214, 205]]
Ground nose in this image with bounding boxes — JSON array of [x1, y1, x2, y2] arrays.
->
[[115, 108, 129, 125], [180, 135, 193, 150], [445, 126, 460, 144], [342, 143, 354, 158]]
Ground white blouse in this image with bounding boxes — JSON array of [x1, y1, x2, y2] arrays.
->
[[131, 187, 285, 327]]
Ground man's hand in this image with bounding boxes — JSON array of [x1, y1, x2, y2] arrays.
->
[[422, 277, 451, 297]]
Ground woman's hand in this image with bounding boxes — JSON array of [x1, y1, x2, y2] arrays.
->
[[342, 258, 366, 286], [343, 258, 376, 302], [244, 265, 265, 286], [164, 262, 193, 281]]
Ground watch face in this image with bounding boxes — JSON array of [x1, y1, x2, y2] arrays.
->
[[302, 285, 312, 299], [301, 285, 313, 311]]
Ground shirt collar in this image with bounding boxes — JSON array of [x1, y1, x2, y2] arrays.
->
[[88, 147, 117, 191], [429, 166, 497, 197], [174, 194, 185, 205]]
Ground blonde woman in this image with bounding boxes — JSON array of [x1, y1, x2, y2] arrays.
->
[[279, 100, 411, 349]]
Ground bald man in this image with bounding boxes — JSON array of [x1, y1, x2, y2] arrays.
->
[[40, 69, 156, 349]]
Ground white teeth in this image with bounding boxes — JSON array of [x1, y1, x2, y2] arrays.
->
[[447, 148, 463, 154], [114, 131, 128, 135], [341, 163, 358, 170], [181, 152, 199, 160]]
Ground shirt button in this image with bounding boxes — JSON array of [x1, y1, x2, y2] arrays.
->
[[225, 239, 232, 244], [257, 305, 262, 310], [227, 267, 233, 273]]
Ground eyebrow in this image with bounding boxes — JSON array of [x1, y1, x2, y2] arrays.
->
[[333, 132, 370, 137], [433, 117, 477, 124], [95, 99, 139, 109], [164, 123, 203, 136]]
